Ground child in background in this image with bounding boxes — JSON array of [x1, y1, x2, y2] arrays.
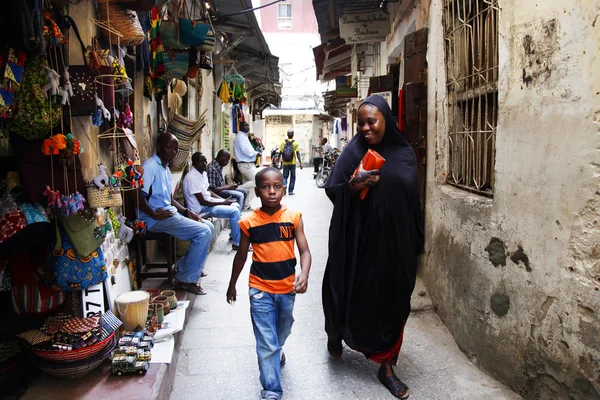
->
[[227, 167, 312, 400]]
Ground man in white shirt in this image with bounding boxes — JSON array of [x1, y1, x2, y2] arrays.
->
[[183, 152, 247, 251], [233, 121, 258, 190]]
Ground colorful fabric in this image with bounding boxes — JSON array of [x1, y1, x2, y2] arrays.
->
[[239, 206, 301, 294], [0, 209, 26, 243], [17, 329, 52, 346], [217, 81, 230, 103], [19, 203, 49, 225], [11, 250, 65, 315], [62, 315, 100, 334]]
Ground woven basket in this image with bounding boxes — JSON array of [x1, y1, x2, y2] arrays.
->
[[28, 332, 115, 363], [33, 334, 116, 379], [167, 113, 203, 142], [86, 185, 123, 209], [170, 145, 192, 172], [97, 0, 146, 47], [162, 50, 190, 79]]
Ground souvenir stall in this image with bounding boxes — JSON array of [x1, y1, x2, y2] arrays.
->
[[0, 0, 215, 395]]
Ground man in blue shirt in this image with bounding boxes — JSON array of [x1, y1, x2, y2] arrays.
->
[[233, 121, 258, 190], [136, 132, 214, 295]]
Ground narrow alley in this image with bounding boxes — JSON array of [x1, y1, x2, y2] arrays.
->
[[170, 169, 520, 400]]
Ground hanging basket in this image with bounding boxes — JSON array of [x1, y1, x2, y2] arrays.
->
[[97, 0, 146, 47], [198, 51, 213, 70], [167, 113, 204, 145], [170, 144, 192, 172], [86, 185, 123, 209], [201, 31, 216, 52]]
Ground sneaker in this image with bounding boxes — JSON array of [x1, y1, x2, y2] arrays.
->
[[289, 191, 295, 195]]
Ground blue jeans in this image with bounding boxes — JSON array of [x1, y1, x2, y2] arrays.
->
[[249, 287, 296, 400], [202, 203, 241, 246], [282, 165, 296, 193], [149, 213, 214, 283], [219, 188, 248, 209]]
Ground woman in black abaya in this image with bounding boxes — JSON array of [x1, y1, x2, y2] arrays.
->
[[322, 95, 423, 399]]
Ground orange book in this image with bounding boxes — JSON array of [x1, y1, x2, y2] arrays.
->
[[352, 150, 385, 199]]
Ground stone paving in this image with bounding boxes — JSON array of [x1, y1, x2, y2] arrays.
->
[[171, 168, 521, 400]]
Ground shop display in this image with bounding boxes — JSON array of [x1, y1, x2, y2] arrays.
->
[[111, 331, 154, 375]]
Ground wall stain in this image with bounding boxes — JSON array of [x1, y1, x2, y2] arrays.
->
[[511, 246, 532, 271], [491, 292, 510, 317], [485, 237, 507, 267]]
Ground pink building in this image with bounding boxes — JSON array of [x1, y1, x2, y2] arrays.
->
[[258, 0, 318, 34]]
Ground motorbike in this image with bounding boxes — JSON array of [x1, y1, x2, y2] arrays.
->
[[316, 149, 340, 188], [271, 148, 282, 169]]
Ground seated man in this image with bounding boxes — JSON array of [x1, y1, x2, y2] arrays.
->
[[135, 132, 214, 296], [207, 149, 249, 210], [184, 152, 247, 251]]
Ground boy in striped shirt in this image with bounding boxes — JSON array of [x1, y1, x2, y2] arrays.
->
[[227, 167, 312, 400]]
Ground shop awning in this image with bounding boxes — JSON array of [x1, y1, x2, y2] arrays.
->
[[311, 0, 395, 82], [209, 0, 281, 107]]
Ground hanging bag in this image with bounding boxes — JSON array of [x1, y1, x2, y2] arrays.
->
[[57, 213, 106, 258], [62, 18, 115, 116], [178, 0, 210, 46], [11, 250, 65, 315], [45, 223, 107, 291]]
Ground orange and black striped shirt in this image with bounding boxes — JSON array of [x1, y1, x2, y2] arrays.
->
[[239, 206, 301, 294]]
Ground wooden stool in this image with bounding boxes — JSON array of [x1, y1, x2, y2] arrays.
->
[[133, 232, 176, 287]]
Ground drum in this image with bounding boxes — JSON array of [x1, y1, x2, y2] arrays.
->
[[115, 291, 150, 330]]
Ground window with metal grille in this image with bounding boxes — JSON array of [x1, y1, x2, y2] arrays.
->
[[266, 115, 293, 125], [278, 3, 292, 29], [444, 0, 499, 196]]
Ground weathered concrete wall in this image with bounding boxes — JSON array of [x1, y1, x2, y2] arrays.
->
[[422, 0, 600, 398]]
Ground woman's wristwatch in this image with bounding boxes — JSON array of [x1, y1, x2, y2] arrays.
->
[[182, 208, 191, 217]]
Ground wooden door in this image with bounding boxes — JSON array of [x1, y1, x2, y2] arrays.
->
[[403, 28, 428, 214]]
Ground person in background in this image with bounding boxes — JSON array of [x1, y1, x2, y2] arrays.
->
[[322, 95, 423, 399], [184, 152, 248, 251], [279, 129, 302, 195], [207, 149, 249, 210], [313, 137, 333, 178], [135, 132, 214, 296], [233, 121, 258, 190], [227, 167, 312, 400]]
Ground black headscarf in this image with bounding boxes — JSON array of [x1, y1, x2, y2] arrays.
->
[[322, 95, 423, 355]]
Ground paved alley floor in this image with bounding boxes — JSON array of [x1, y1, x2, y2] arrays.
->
[[171, 169, 521, 400]]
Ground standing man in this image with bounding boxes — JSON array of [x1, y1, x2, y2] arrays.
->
[[279, 129, 302, 195], [184, 152, 246, 251], [135, 132, 214, 296], [233, 121, 259, 190], [207, 149, 249, 210]]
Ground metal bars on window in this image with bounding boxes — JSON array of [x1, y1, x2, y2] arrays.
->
[[444, 0, 499, 196], [266, 115, 293, 125]]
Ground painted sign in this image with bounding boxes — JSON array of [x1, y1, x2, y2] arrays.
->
[[339, 12, 390, 45], [222, 111, 230, 150], [336, 87, 358, 97], [81, 282, 106, 318], [371, 91, 393, 107]]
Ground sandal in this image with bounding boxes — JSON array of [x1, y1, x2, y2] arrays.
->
[[173, 280, 207, 295], [378, 365, 409, 399], [327, 337, 343, 360], [280, 352, 286, 367]]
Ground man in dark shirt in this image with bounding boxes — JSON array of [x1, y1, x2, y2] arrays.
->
[[207, 149, 249, 210]]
